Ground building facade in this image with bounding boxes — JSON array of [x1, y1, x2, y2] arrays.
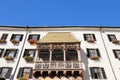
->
[[0, 26, 120, 80]]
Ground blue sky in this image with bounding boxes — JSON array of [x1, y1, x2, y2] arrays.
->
[[0, 0, 120, 27]]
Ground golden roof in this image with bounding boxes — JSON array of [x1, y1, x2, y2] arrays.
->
[[39, 32, 79, 43]]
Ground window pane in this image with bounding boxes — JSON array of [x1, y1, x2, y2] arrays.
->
[[0, 68, 9, 77], [38, 49, 50, 61], [89, 49, 97, 57], [52, 49, 63, 61], [29, 51, 34, 57], [32, 35, 38, 39], [15, 35, 21, 41], [66, 49, 78, 61], [8, 51, 15, 57]]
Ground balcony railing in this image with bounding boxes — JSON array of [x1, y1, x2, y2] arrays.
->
[[34, 61, 82, 70]]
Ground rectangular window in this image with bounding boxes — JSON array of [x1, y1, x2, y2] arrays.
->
[[52, 49, 64, 61], [28, 34, 40, 40], [1, 34, 8, 40], [113, 50, 120, 59], [0, 67, 12, 79], [17, 67, 32, 78], [66, 49, 78, 61], [107, 34, 118, 44], [10, 34, 23, 41], [4, 49, 18, 58], [0, 49, 4, 57], [90, 67, 107, 79], [84, 34, 96, 42], [87, 48, 100, 60], [23, 49, 35, 57], [38, 49, 50, 61]]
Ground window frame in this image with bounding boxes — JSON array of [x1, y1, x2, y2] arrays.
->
[[90, 67, 107, 79], [28, 34, 40, 41], [38, 49, 50, 61], [23, 49, 36, 58], [84, 34, 96, 41], [0, 67, 12, 79], [10, 34, 23, 41], [52, 49, 64, 61], [4, 49, 18, 58], [17, 67, 32, 78], [66, 49, 78, 61], [87, 48, 101, 59], [107, 34, 117, 42]]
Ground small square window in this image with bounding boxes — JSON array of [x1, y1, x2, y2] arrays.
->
[[4, 49, 18, 60], [0, 67, 12, 79], [87, 48, 100, 60], [84, 34, 96, 43], [28, 34, 40, 40], [17, 67, 32, 78], [28, 34, 40, 44], [113, 49, 120, 60], [108, 34, 119, 43], [90, 67, 107, 79], [23, 49, 35, 57], [11, 34, 23, 41], [23, 49, 36, 62]]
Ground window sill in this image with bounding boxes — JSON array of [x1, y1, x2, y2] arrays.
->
[[0, 39, 7, 44], [28, 39, 37, 45], [4, 56, 14, 60], [24, 56, 33, 62], [112, 40, 119, 44], [11, 40, 19, 44], [90, 56, 99, 60], [87, 39, 95, 43]]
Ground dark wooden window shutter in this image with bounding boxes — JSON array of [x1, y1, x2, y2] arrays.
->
[[90, 67, 94, 78], [84, 34, 87, 41], [28, 35, 32, 40], [93, 34, 96, 41], [20, 35, 23, 41], [87, 49, 90, 57], [1, 34, 8, 39], [14, 49, 18, 57], [37, 35, 40, 40], [17, 68, 23, 78], [6, 67, 12, 78], [96, 49, 101, 57], [0, 49, 4, 57], [10, 34, 15, 40], [113, 50, 118, 58], [4, 49, 8, 57], [101, 68, 107, 79], [29, 68, 33, 78]]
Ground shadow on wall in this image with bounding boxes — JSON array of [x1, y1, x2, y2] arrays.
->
[[80, 48, 90, 80]]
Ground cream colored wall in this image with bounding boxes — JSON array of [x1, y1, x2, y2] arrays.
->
[[0, 29, 26, 80], [0, 27, 119, 80]]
